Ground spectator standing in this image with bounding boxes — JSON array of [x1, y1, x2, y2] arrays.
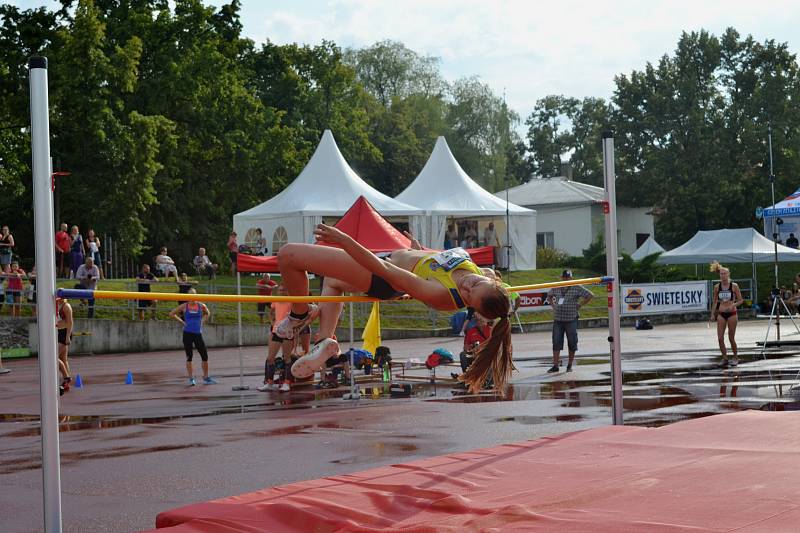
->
[[546, 270, 593, 373], [0, 225, 14, 273], [6, 260, 26, 317], [136, 264, 158, 320], [444, 224, 458, 249], [254, 228, 267, 256], [176, 273, 197, 305], [193, 247, 216, 279], [169, 289, 216, 386], [155, 247, 179, 281], [227, 232, 239, 274], [85, 229, 103, 278], [464, 222, 477, 248], [787, 233, 799, 249], [69, 225, 86, 278], [256, 273, 277, 324], [484, 222, 501, 264], [75, 257, 100, 318], [55, 297, 73, 394], [55, 223, 71, 278]]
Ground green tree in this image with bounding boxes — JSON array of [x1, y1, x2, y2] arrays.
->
[[344, 39, 447, 106], [446, 76, 521, 191]]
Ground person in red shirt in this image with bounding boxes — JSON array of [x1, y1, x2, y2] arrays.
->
[[460, 314, 493, 373], [227, 232, 238, 275], [6, 261, 26, 317], [256, 273, 277, 324], [55, 223, 71, 278]]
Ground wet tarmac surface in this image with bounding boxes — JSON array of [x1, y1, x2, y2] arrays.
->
[[3, 320, 800, 532]]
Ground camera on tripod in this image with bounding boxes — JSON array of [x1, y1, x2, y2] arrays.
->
[[772, 287, 782, 297]]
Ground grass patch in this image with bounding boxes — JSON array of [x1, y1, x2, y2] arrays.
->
[[1, 347, 30, 358], [577, 358, 608, 365]]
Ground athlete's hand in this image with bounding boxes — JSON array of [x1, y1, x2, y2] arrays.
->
[[403, 231, 422, 250], [314, 224, 349, 245]]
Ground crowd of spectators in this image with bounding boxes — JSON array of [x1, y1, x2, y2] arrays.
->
[[443, 220, 501, 250]]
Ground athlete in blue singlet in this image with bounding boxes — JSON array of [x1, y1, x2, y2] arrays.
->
[[169, 289, 216, 386]]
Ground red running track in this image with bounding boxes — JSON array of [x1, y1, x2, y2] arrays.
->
[[149, 410, 800, 532]]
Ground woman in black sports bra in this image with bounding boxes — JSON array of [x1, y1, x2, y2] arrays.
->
[[710, 261, 743, 367]]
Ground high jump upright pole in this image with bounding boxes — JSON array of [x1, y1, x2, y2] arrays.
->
[[29, 56, 63, 532], [602, 131, 624, 425]]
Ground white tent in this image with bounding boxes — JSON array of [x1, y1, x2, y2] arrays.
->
[[656, 228, 800, 264], [396, 137, 537, 270], [630, 236, 665, 261], [233, 130, 422, 252]]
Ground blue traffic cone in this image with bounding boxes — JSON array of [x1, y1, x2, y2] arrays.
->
[[125, 370, 134, 385], [74, 374, 83, 388]]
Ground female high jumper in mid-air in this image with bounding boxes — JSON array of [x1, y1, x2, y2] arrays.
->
[[276, 224, 513, 393]]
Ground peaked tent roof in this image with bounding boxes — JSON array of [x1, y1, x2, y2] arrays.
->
[[656, 228, 800, 264], [630, 236, 665, 261], [319, 196, 412, 253], [236, 130, 421, 219], [395, 137, 532, 216], [495, 176, 603, 207], [763, 187, 800, 218]]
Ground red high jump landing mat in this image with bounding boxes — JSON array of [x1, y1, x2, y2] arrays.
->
[[150, 411, 800, 532]]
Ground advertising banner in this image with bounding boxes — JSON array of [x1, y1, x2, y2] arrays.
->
[[516, 290, 551, 313], [620, 281, 708, 316]]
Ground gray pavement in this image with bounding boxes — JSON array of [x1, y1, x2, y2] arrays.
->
[[2, 318, 800, 532]]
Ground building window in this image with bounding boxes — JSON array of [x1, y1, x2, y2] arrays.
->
[[536, 232, 554, 249], [636, 233, 650, 248], [272, 226, 288, 254]]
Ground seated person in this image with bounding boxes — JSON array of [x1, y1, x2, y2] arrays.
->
[[461, 314, 493, 371], [254, 228, 267, 256], [155, 247, 179, 281], [193, 247, 217, 279]]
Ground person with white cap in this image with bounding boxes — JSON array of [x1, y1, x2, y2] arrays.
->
[[546, 270, 593, 373]]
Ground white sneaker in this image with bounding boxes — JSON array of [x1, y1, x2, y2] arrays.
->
[[274, 304, 319, 340], [256, 383, 275, 392], [291, 338, 339, 379], [279, 382, 291, 392], [730, 358, 739, 367]]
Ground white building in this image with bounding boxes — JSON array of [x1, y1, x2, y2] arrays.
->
[[496, 176, 654, 256]]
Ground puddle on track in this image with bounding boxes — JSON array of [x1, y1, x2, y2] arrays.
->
[[4, 356, 800, 437]]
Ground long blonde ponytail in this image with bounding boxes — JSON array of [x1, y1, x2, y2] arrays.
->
[[462, 316, 514, 394]]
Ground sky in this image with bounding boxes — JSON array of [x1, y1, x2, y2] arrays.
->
[[12, 0, 800, 123]]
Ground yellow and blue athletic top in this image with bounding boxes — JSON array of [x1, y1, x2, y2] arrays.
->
[[412, 249, 483, 309]]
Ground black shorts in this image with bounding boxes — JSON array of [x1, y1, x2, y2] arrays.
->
[[366, 274, 404, 300], [229, 251, 237, 263], [138, 299, 152, 309], [58, 329, 72, 345], [257, 302, 268, 315]]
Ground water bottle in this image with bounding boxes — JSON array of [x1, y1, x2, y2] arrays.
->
[[382, 364, 390, 382], [429, 367, 435, 384]]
